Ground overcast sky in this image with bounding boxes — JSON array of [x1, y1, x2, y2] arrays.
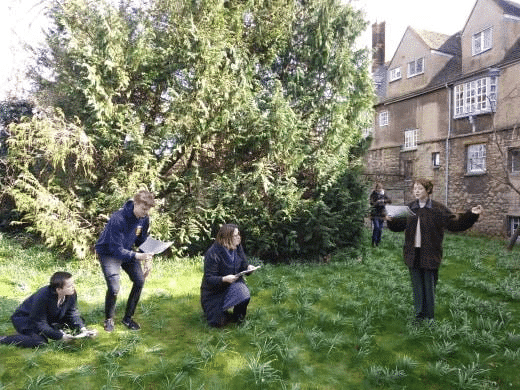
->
[[355, 0, 477, 60], [0, 0, 480, 100]]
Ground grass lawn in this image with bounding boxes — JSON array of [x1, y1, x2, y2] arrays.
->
[[0, 229, 519, 389]]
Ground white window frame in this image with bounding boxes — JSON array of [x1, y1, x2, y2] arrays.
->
[[379, 111, 388, 127], [389, 67, 402, 82], [362, 127, 373, 138], [403, 129, 418, 150], [407, 57, 424, 78], [508, 215, 520, 237], [510, 148, 520, 173], [432, 152, 441, 167], [454, 76, 497, 118], [467, 144, 486, 174], [472, 27, 493, 56]]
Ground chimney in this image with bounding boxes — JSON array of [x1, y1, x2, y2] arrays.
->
[[372, 22, 385, 72]]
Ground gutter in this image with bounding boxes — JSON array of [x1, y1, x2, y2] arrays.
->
[[445, 83, 451, 206]]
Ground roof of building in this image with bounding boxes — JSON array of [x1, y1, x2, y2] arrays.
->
[[494, 0, 520, 17], [413, 29, 458, 54]]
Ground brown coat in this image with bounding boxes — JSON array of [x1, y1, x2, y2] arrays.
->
[[387, 198, 479, 270]]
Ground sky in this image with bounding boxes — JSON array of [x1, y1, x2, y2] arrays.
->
[[0, 0, 479, 100]]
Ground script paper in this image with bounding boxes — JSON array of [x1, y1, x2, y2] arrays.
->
[[235, 266, 261, 277], [385, 205, 416, 218], [139, 237, 173, 254]]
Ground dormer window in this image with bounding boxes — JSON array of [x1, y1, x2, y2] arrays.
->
[[389, 67, 402, 82], [407, 58, 424, 78], [472, 27, 492, 55]]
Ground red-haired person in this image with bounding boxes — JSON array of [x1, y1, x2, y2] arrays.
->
[[387, 178, 483, 324]]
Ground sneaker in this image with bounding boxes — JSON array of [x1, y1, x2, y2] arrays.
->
[[104, 318, 115, 332], [122, 317, 140, 330]]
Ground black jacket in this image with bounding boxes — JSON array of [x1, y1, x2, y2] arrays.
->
[[200, 242, 248, 324], [370, 190, 392, 218], [387, 198, 479, 270]]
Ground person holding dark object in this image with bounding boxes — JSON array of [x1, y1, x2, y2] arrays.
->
[[370, 182, 392, 247], [201, 224, 259, 328], [95, 190, 155, 332], [387, 178, 483, 324], [0, 272, 97, 348]]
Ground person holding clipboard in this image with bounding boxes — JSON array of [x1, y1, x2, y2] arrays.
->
[[200, 224, 259, 327]]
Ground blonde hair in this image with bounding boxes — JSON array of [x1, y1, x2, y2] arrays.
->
[[134, 190, 155, 207]]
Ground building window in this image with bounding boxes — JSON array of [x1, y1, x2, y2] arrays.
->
[[389, 67, 402, 82], [473, 27, 493, 56], [407, 57, 424, 78], [509, 148, 520, 173], [362, 127, 373, 138], [379, 111, 388, 127], [508, 215, 520, 237], [454, 76, 497, 117], [432, 152, 440, 167], [403, 129, 418, 150], [467, 144, 486, 174]]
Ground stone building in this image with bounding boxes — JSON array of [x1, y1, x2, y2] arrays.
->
[[365, 0, 520, 237]]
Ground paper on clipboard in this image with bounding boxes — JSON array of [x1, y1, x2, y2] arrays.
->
[[235, 266, 261, 277], [138, 237, 173, 254], [385, 205, 416, 218]]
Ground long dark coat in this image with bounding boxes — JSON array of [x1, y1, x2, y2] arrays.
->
[[387, 198, 479, 270], [200, 242, 249, 326], [11, 286, 85, 340]]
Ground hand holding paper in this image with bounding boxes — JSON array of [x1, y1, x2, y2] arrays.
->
[[235, 265, 261, 277]]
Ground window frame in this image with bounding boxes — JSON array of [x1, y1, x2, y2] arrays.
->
[[389, 67, 402, 82], [466, 143, 487, 174], [472, 27, 493, 56], [454, 76, 497, 118], [432, 152, 441, 168], [509, 148, 520, 173], [508, 215, 520, 237], [407, 57, 424, 78], [379, 111, 389, 127], [403, 129, 418, 150]]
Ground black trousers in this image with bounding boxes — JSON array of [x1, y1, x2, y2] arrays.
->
[[409, 249, 439, 320], [0, 317, 48, 348], [99, 255, 145, 320]]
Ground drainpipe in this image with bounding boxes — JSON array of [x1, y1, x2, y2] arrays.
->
[[445, 83, 451, 206]]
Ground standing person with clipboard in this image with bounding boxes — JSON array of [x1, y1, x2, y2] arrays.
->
[[95, 190, 156, 332]]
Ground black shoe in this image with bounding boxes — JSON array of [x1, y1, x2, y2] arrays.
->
[[122, 317, 140, 330], [104, 318, 115, 332]]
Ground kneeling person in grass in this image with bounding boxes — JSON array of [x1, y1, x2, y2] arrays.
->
[[0, 272, 97, 348], [201, 224, 258, 327]]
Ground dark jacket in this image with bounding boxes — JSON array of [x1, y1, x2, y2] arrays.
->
[[200, 242, 249, 325], [95, 200, 149, 262], [387, 198, 479, 270], [370, 190, 392, 218], [11, 286, 85, 340]]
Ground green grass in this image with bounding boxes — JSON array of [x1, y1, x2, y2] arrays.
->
[[0, 230, 519, 389]]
